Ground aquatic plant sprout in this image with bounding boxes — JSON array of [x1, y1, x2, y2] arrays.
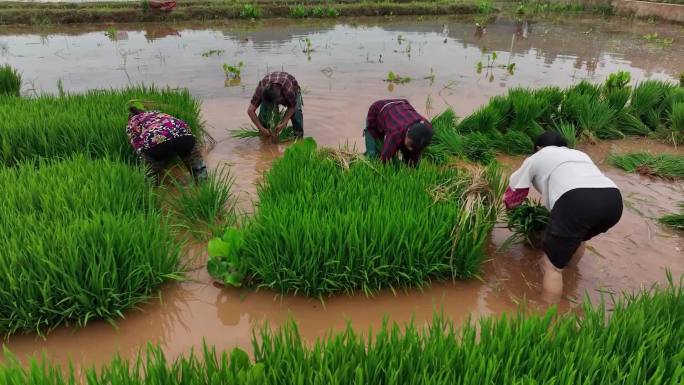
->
[[217, 139, 503, 296], [1, 277, 682, 384]]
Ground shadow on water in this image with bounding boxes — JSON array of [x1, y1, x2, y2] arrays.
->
[[1, 15, 683, 372]]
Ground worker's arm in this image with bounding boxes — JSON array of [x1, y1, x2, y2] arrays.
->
[[380, 131, 402, 163], [504, 155, 537, 209], [247, 103, 270, 137], [275, 105, 296, 135], [503, 187, 529, 210]]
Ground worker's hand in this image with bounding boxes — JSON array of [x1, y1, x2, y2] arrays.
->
[[274, 122, 287, 135], [258, 126, 271, 137]]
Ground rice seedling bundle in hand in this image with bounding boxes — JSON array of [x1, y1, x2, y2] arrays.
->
[[0, 64, 21, 97], [608, 152, 684, 179], [0, 86, 202, 166], [1, 278, 683, 385], [231, 106, 295, 142], [228, 139, 502, 297], [659, 203, 684, 231], [506, 199, 550, 248], [0, 156, 182, 335]]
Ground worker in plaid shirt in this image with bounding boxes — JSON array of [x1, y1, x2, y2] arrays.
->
[[247, 71, 304, 139], [364, 99, 433, 166]]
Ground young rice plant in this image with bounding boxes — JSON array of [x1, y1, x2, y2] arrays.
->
[[608, 152, 684, 179], [0, 64, 21, 97], [1, 277, 682, 384], [0, 156, 183, 335]]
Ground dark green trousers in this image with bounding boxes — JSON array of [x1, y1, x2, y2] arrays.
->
[[259, 91, 303, 137]]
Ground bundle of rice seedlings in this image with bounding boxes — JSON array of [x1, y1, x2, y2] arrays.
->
[[231, 125, 295, 142], [608, 152, 684, 179], [425, 108, 464, 163], [0, 64, 21, 97], [487, 94, 512, 130], [629, 80, 673, 128], [553, 121, 578, 148], [0, 86, 202, 166], [568, 80, 601, 99], [508, 88, 544, 135], [566, 92, 620, 140], [659, 203, 684, 231], [669, 101, 684, 135], [505, 199, 550, 248], [602, 70, 631, 94], [533, 86, 564, 126], [230, 139, 501, 296], [463, 131, 497, 164], [497, 129, 534, 155], [457, 105, 501, 134], [0, 156, 182, 335], [615, 110, 651, 137], [4, 276, 682, 384], [605, 87, 631, 112]]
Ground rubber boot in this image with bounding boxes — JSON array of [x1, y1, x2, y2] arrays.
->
[[541, 254, 563, 304]]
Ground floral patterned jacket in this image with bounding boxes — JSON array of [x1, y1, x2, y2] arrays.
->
[[126, 111, 193, 154]]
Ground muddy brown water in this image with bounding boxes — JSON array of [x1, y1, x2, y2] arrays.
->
[[1, 15, 683, 371]]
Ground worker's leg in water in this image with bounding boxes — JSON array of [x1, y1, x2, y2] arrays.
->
[[177, 136, 208, 183], [291, 92, 304, 138], [364, 128, 382, 159], [541, 233, 581, 302]]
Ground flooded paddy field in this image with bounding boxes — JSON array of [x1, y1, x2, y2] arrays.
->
[[1, 14, 683, 371]]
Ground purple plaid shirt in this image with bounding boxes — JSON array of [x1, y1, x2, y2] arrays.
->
[[250, 71, 300, 108], [366, 99, 432, 165]]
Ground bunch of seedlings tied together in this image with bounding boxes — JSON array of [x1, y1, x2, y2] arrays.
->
[[0, 86, 202, 165], [210, 139, 504, 297], [231, 106, 295, 143], [1, 278, 682, 384], [505, 199, 550, 249], [608, 152, 684, 180], [0, 156, 183, 335], [424, 71, 684, 164]]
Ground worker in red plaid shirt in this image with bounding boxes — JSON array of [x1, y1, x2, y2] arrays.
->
[[364, 99, 433, 166], [247, 71, 303, 139]]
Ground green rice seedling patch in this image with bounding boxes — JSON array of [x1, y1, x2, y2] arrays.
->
[[0, 156, 182, 335], [659, 203, 684, 231], [220, 139, 502, 297], [0, 64, 21, 97], [0, 86, 202, 166], [167, 166, 238, 240], [1, 277, 683, 384], [608, 152, 684, 179]]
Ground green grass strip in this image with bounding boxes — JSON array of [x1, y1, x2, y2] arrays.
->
[[224, 138, 503, 297], [0, 156, 183, 336], [0, 86, 202, 166], [1, 276, 683, 384], [608, 152, 684, 179]]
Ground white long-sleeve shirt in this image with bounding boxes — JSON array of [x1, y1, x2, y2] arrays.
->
[[508, 146, 618, 210]]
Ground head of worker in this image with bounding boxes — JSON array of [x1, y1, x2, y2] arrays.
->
[[534, 131, 568, 152], [262, 83, 283, 107], [404, 121, 433, 153]]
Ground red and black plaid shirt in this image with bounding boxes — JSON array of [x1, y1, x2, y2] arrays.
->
[[250, 71, 300, 108], [366, 99, 431, 165]]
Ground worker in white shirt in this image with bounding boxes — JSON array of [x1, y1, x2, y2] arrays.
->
[[504, 131, 623, 302]]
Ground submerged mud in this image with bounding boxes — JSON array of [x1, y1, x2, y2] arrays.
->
[[1, 15, 683, 371]]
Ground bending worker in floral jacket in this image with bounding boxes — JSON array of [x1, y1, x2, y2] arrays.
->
[[126, 104, 208, 184]]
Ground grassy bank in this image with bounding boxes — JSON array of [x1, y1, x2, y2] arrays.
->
[[209, 138, 503, 297], [0, 0, 482, 26], [425, 71, 684, 164], [0, 86, 201, 166], [0, 156, 182, 335], [1, 277, 683, 383]]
